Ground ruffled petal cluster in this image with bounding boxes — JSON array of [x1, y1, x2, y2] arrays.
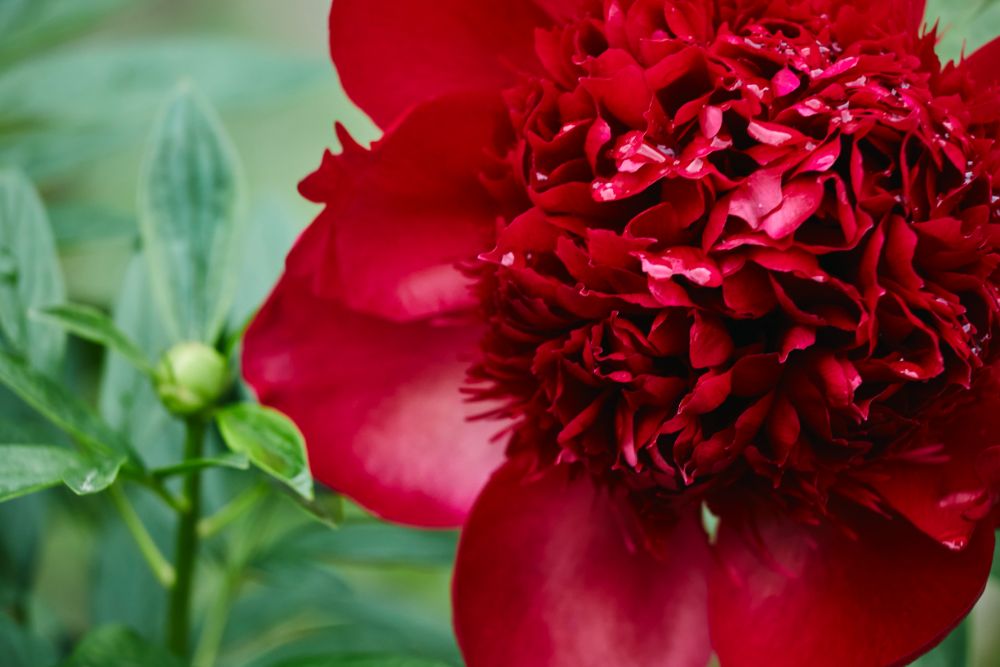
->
[[244, 1, 1000, 665]]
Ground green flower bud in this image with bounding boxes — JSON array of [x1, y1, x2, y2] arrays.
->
[[154, 342, 229, 416]]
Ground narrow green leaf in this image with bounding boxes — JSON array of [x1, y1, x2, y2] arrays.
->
[[0, 614, 55, 667], [271, 522, 458, 568], [48, 204, 135, 247], [1, 39, 325, 129], [0, 444, 119, 501], [98, 255, 181, 469], [216, 404, 313, 500], [151, 452, 249, 479], [289, 488, 345, 530], [972, 575, 1000, 667], [270, 656, 452, 667], [0, 350, 129, 460], [0, 0, 132, 65], [911, 618, 969, 666], [137, 84, 245, 344], [0, 169, 65, 372], [61, 626, 183, 667], [0, 39, 327, 181], [33, 303, 153, 373]]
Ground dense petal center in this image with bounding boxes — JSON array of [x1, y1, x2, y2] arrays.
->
[[471, 0, 1000, 518]]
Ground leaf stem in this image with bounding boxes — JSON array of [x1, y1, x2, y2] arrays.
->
[[167, 417, 205, 657], [197, 481, 268, 540], [109, 484, 176, 588], [192, 565, 241, 667], [130, 472, 189, 513]]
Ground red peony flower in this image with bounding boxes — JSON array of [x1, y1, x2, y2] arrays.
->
[[244, 1, 1000, 665]]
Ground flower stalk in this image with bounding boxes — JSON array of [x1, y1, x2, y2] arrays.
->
[[167, 417, 206, 657]]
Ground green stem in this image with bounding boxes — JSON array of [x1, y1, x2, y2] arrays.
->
[[109, 485, 176, 588], [167, 418, 205, 658]]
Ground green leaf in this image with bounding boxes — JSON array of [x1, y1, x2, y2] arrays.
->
[[227, 197, 301, 336], [223, 564, 460, 667], [0, 444, 119, 501], [137, 84, 245, 344], [33, 303, 153, 373], [99, 255, 181, 468], [91, 493, 172, 639], [927, 0, 1000, 62], [0, 444, 78, 501], [216, 404, 313, 500], [290, 488, 345, 530], [911, 618, 969, 667], [0, 39, 325, 181], [49, 204, 135, 248], [0, 169, 66, 372], [972, 575, 1000, 667], [151, 452, 250, 479], [61, 626, 183, 667], [0, 492, 46, 607], [0, 0, 133, 65], [0, 350, 129, 461], [0, 614, 56, 667], [273, 523, 458, 568], [61, 454, 123, 495], [269, 655, 452, 667], [0, 38, 324, 129]]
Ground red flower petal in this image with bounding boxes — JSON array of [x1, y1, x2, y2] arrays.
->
[[531, 0, 601, 21], [243, 222, 505, 528], [454, 460, 712, 667], [895, 0, 926, 34], [329, 0, 547, 128], [865, 368, 1000, 549], [963, 37, 1000, 88], [832, 0, 926, 37], [299, 92, 504, 324], [710, 499, 994, 667]]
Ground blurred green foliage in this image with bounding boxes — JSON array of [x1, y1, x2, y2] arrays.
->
[[0, 1, 999, 666], [0, 2, 451, 666]]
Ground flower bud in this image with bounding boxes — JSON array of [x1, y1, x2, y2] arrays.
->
[[154, 342, 229, 416]]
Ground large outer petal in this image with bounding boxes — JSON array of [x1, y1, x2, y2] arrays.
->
[[864, 367, 1000, 549], [244, 93, 512, 528], [299, 92, 505, 324], [454, 460, 712, 667], [710, 499, 994, 667], [963, 37, 1000, 88], [243, 222, 505, 527], [329, 0, 548, 128]]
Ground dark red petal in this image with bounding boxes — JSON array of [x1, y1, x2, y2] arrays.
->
[[454, 461, 712, 667], [963, 37, 1000, 89], [865, 368, 1000, 549], [710, 499, 994, 667], [243, 223, 505, 528], [329, 0, 547, 128], [831, 0, 926, 38], [895, 0, 926, 34], [532, 0, 602, 22], [300, 92, 504, 324]]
